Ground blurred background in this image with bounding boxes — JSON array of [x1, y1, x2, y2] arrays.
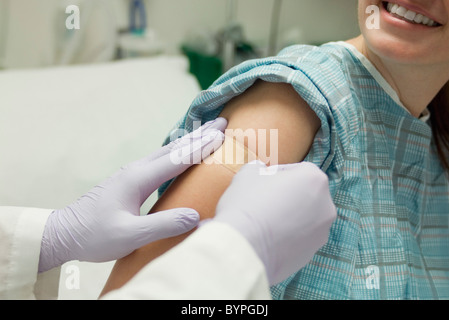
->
[[0, 0, 359, 299], [0, 0, 359, 86]]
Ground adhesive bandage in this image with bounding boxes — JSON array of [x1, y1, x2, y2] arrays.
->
[[203, 135, 260, 173]]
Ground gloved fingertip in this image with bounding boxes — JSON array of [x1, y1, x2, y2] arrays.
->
[[207, 117, 228, 132], [202, 127, 225, 143], [135, 208, 201, 245], [272, 162, 303, 172], [295, 161, 328, 181], [170, 123, 225, 155], [174, 208, 201, 228], [173, 130, 225, 165], [268, 162, 316, 175], [298, 161, 320, 170]]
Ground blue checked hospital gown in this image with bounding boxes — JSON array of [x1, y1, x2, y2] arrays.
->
[[159, 41, 449, 299]]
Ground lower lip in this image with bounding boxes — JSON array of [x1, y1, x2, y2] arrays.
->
[[380, 2, 440, 31]]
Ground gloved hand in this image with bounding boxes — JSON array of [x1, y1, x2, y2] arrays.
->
[[213, 160, 337, 285], [38, 118, 227, 273]]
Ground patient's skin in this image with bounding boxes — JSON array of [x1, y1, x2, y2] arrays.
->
[[100, 80, 320, 296]]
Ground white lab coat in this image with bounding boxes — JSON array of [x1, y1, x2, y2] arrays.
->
[[0, 207, 271, 300], [0, 207, 60, 299]]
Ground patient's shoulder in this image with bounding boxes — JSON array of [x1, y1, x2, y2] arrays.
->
[[219, 80, 321, 164]]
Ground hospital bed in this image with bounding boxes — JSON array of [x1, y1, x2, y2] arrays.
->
[[0, 55, 202, 299]]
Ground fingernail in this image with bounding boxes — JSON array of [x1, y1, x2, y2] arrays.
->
[[201, 119, 218, 129], [183, 119, 227, 146]]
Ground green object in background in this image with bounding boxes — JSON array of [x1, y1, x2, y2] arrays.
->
[[181, 45, 223, 90]]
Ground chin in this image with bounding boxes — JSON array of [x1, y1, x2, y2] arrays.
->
[[363, 31, 437, 65]]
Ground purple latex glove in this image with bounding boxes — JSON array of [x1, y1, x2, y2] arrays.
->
[[38, 118, 227, 273], [213, 160, 337, 285]]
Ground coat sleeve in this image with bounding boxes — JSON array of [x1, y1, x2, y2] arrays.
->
[[101, 221, 271, 300], [0, 207, 60, 299]]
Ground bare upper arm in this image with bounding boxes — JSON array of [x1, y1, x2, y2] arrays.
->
[[219, 80, 320, 163], [100, 80, 320, 296]]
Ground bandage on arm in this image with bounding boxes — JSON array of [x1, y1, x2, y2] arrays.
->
[[205, 134, 260, 173], [100, 80, 320, 296]]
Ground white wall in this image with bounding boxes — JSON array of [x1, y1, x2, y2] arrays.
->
[[145, 0, 360, 55]]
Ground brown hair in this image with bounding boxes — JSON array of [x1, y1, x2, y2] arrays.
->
[[429, 81, 449, 171]]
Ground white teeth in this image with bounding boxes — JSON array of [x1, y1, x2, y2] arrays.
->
[[391, 4, 399, 14], [385, 2, 439, 27], [414, 13, 423, 24], [396, 5, 408, 16], [404, 10, 416, 21], [387, 3, 398, 14]]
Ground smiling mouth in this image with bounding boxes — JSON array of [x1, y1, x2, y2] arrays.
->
[[382, 1, 442, 27]]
